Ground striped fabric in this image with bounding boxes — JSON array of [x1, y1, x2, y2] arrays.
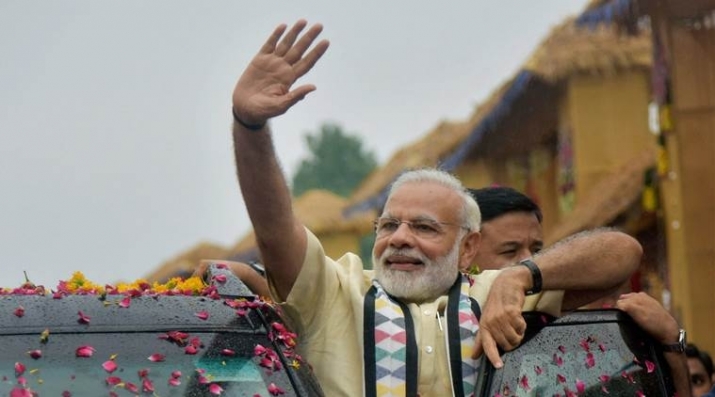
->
[[364, 275, 480, 397]]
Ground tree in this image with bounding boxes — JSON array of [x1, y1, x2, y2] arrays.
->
[[292, 123, 377, 198]]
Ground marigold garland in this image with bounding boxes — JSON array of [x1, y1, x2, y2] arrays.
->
[[0, 271, 209, 297]]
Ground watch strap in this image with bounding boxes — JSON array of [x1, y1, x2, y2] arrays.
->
[[661, 329, 686, 353], [518, 259, 542, 296]]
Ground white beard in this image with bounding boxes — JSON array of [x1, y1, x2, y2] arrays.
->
[[372, 241, 461, 302]]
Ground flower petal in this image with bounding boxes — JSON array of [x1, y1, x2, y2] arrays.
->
[[267, 382, 285, 396], [147, 354, 165, 362], [195, 311, 210, 321], [585, 352, 595, 368], [221, 349, 236, 357], [576, 379, 585, 394], [645, 360, 656, 373], [125, 382, 139, 393], [519, 375, 530, 390], [75, 346, 95, 358], [77, 310, 91, 325], [209, 383, 224, 395], [106, 376, 122, 386], [102, 360, 117, 373], [15, 362, 26, 376], [27, 350, 42, 360], [142, 378, 154, 393], [39, 328, 50, 344], [13, 306, 25, 317], [118, 296, 131, 308]]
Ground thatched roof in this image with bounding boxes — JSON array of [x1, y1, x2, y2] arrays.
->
[[579, 0, 715, 26], [346, 13, 652, 215], [523, 18, 651, 82], [145, 242, 231, 283], [147, 189, 375, 281], [545, 149, 656, 244], [227, 189, 375, 259], [347, 79, 514, 212]]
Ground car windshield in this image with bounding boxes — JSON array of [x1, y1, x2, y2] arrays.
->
[[0, 331, 296, 396], [482, 315, 670, 396]]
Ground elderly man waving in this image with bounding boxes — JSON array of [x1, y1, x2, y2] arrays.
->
[[229, 20, 642, 397]]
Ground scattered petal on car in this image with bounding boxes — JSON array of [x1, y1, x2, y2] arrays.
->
[[267, 382, 285, 395], [13, 306, 25, 317], [147, 353, 165, 362], [75, 345, 95, 358], [209, 383, 224, 395], [102, 360, 117, 373], [77, 310, 91, 325]]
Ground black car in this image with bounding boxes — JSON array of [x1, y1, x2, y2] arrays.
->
[[475, 310, 676, 397], [0, 266, 323, 396]]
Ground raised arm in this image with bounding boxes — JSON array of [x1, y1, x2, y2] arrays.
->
[[474, 228, 642, 366], [231, 20, 329, 301]]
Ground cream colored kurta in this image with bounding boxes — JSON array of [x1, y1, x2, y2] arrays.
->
[[269, 230, 563, 397]]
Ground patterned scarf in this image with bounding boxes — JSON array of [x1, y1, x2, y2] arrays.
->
[[363, 274, 480, 397]]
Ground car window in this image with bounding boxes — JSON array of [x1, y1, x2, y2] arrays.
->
[[0, 331, 297, 396], [479, 313, 671, 396]]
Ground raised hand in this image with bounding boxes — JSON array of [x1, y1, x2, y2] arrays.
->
[[232, 20, 330, 127]]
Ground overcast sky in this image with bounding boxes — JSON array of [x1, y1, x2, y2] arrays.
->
[[0, 1, 590, 288]]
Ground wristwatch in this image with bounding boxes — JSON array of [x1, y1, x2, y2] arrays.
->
[[661, 329, 686, 353]]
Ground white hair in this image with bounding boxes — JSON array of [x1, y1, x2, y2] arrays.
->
[[388, 168, 481, 231]]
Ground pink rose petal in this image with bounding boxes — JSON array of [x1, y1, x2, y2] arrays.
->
[[142, 378, 154, 393], [195, 311, 210, 320], [10, 388, 33, 397], [102, 359, 117, 373], [75, 345, 95, 357], [209, 383, 224, 395], [212, 274, 227, 283], [519, 375, 530, 390], [77, 310, 91, 325], [14, 306, 25, 318], [585, 352, 595, 368], [148, 353, 165, 362], [119, 296, 131, 308], [267, 382, 285, 396], [27, 350, 42, 360], [645, 360, 655, 373], [576, 379, 585, 393], [106, 376, 122, 386], [15, 361, 26, 376], [125, 382, 139, 393]]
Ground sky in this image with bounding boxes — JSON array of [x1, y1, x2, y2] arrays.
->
[[0, 0, 591, 288]]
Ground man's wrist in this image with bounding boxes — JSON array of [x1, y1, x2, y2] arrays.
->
[[661, 329, 687, 353], [518, 259, 542, 295], [232, 107, 266, 131]]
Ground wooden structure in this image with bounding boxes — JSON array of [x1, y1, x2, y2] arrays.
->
[[581, 0, 715, 357], [347, 16, 655, 245]]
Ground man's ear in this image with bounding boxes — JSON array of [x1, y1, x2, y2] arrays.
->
[[458, 231, 481, 271]]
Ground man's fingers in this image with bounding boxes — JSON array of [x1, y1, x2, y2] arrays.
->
[[284, 23, 324, 65], [484, 339, 503, 369], [293, 39, 330, 78], [259, 24, 287, 54], [274, 20, 308, 56]]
